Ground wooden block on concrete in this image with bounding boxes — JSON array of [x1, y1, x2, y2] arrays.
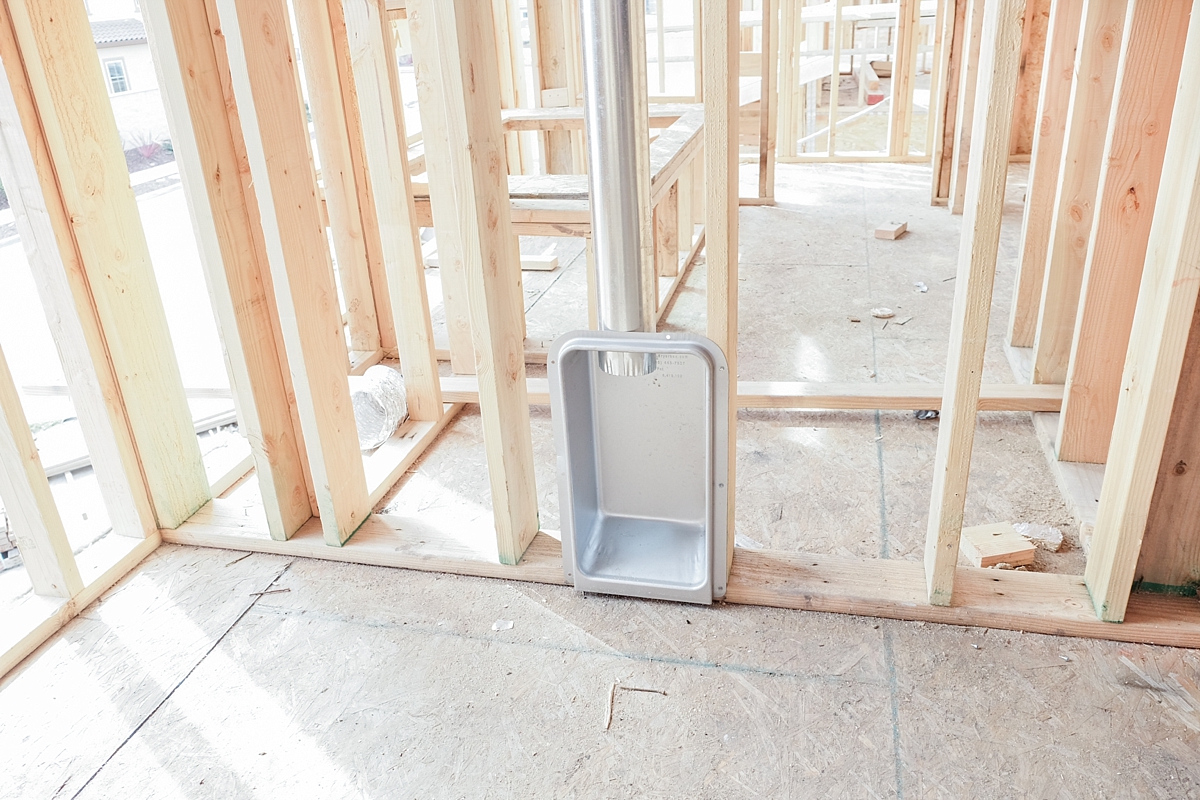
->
[[960, 522, 1036, 568], [875, 221, 908, 240], [520, 254, 559, 271]]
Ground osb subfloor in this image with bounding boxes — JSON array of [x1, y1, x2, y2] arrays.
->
[[4, 164, 1200, 798]]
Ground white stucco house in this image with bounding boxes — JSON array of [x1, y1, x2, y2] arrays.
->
[[87, 0, 171, 150]]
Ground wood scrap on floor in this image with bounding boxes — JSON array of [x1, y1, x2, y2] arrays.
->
[[520, 254, 559, 271], [875, 221, 908, 240], [960, 522, 1036, 568]]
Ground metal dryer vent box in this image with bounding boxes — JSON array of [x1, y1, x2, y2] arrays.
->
[[548, 330, 730, 604]]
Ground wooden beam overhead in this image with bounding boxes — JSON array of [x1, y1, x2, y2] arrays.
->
[[924, 0, 1027, 606]]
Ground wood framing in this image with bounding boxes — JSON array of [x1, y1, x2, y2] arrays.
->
[[0, 344, 82, 598], [888, 0, 922, 157], [14, 0, 1200, 690], [1085, 7, 1200, 620], [1031, 0, 1127, 385], [924, 0, 1026, 605], [341, 0, 443, 421], [162, 512, 1200, 649], [529, 0, 580, 173], [293, 0, 385, 356], [440, 376, 1065, 412], [0, 15, 159, 542], [1008, 0, 1083, 348], [930, 0, 965, 203], [408, 0, 539, 565], [947, 0, 985, 214], [756, 0, 777, 197], [1056, 0, 1192, 464], [827, 0, 842, 156], [2, 0, 209, 530], [141, 0, 313, 541], [407, 0, 474, 375], [1137, 303, 1200, 596], [705, 0, 740, 574], [215, 0, 371, 546], [1009, 0, 1050, 156], [491, 0, 532, 174], [655, 182, 681, 280]]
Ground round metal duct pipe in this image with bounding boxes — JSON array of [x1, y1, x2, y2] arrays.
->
[[579, 0, 655, 376]]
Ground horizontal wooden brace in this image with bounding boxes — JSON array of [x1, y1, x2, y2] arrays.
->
[[162, 513, 1200, 649], [439, 377, 1064, 412], [501, 103, 696, 131]]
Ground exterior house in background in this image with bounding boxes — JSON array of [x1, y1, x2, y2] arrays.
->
[[89, 3, 171, 150]]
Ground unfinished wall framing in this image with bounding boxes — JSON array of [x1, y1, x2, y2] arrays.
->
[[3, 0, 1200, 683]]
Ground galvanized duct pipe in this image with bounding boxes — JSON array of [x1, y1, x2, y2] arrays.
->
[[578, 0, 654, 376]]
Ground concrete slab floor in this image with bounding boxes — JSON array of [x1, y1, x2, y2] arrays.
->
[[5, 163, 1199, 798]]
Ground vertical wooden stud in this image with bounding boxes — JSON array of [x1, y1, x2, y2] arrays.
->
[[828, 0, 842, 155], [1031, 0, 1127, 385], [142, 0, 313, 540], [888, 0, 921, 157], [775, 0, 796, 160], [923, 0, 948, 158], [948, 0, 985, 215], [529, 0, 576, 173], [1085, 5, 1200, 620], [756, 0, 777, 196], [1136, 301, 1200, 596], [930, 0, 964, 204], [1008, 0, 1084, 347], [0, 23, 159, 543], [0, 344, 83, 597], [704, 0, 739, 573], [341, 0, 444, 421], [407, 2, 475, 376], [215, 0, 370, 546], [2, 0, 209, 530], [1058, 0, 1192, 463], [693, 0, 704, 102], [408, 0, 539, 565], [1009, 0, 1051, 156], [678, 160, 695, 252], [292, 0, 384, 357], [656, 181, 681, 279], [924, 0, 1026, 605]]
